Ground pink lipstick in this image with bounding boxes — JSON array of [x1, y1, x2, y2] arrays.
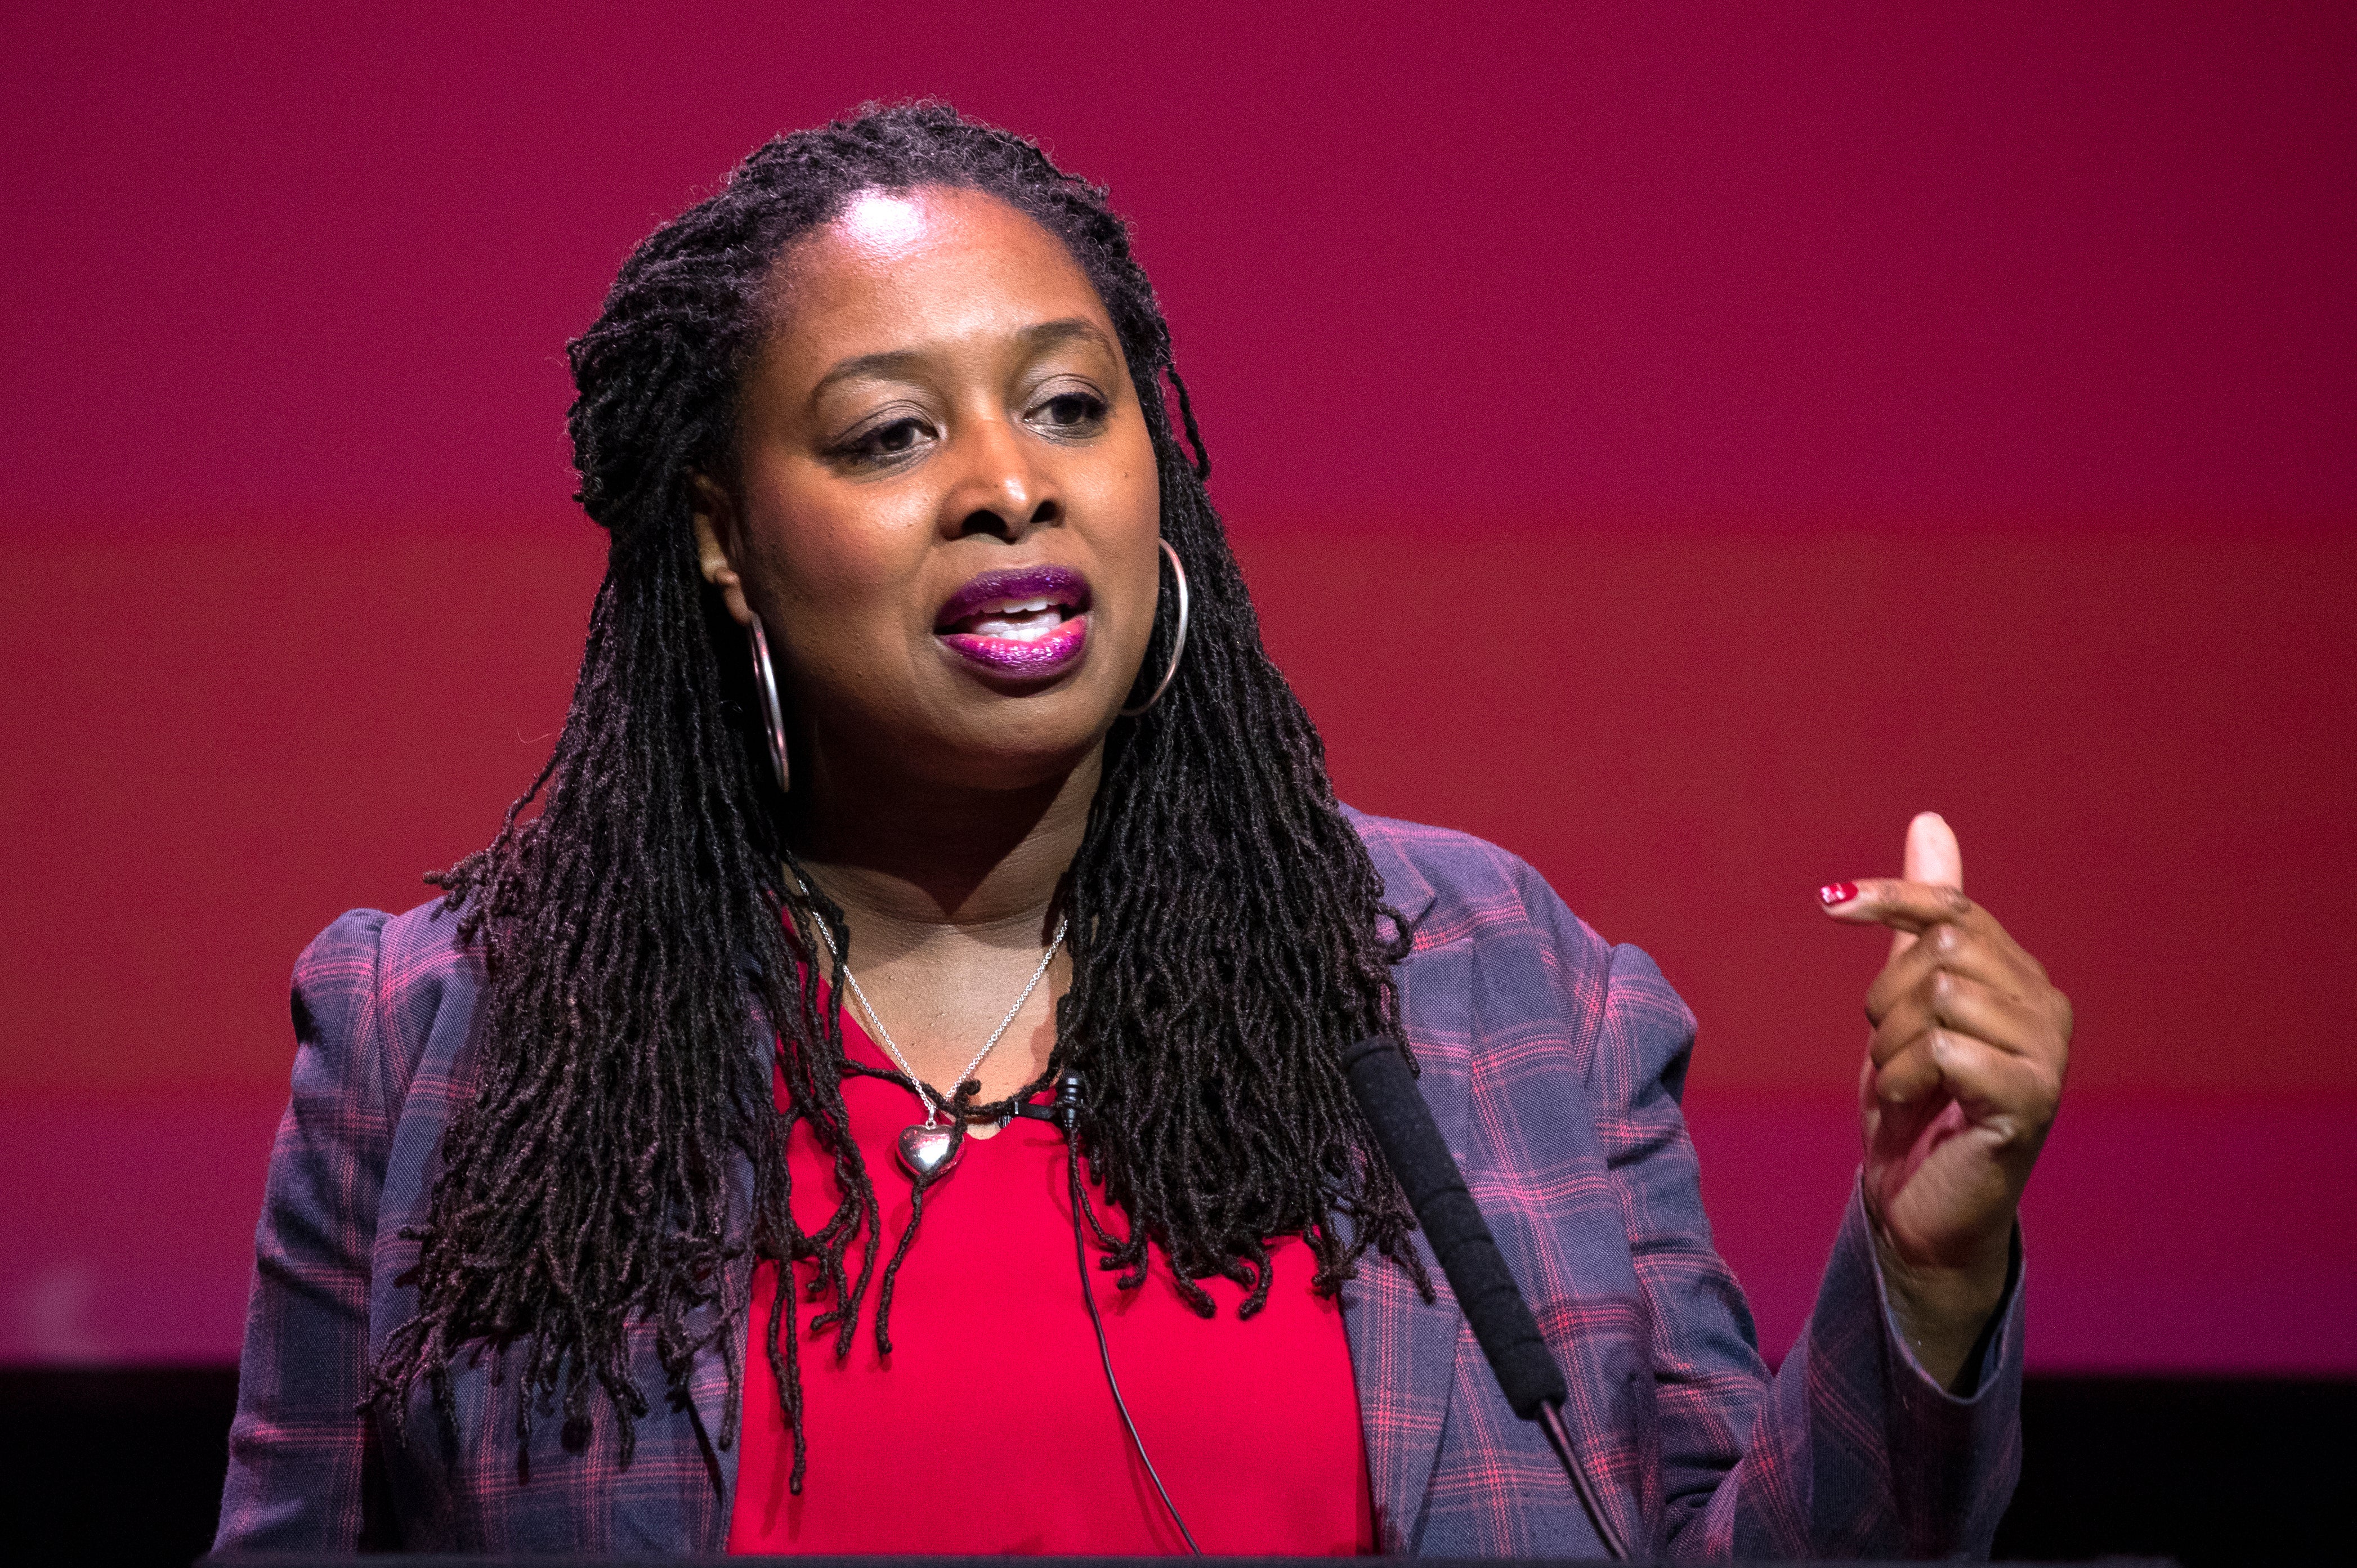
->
[[934, 565, 1092, 679]]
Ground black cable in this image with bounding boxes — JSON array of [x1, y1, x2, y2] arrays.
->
[[1538, 1401, 1632, 1560], [1055, 1076, 1201, 1556]]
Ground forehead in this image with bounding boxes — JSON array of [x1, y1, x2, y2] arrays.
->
[[758, 186, 1115, 375]]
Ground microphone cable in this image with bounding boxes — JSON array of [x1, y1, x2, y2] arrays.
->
[[1050, 1073, 1202, 1556]]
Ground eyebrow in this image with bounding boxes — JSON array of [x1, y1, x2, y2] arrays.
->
[[807, 317, 1116, 402]]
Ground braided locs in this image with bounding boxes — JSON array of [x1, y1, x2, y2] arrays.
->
[[370, 102, 1423, 1486]]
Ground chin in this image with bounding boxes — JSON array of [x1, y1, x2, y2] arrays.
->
[[922, 696, 1113, 792]]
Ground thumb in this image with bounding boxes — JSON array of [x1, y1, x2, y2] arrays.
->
[[1903, 810, 1962, 888], [1893, 811, 1962, 956]]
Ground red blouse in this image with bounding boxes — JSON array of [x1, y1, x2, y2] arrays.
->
[[727, 1005, 1375, 1555]]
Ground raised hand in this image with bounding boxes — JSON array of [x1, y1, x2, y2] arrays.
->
[[1819, 813, 2072, 1386]]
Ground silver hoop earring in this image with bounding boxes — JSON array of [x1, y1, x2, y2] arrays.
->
[[1120, 538, 1191, 717], [747, 613, 790, 792]]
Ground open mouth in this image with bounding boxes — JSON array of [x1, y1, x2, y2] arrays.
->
[[940, 593, 1081, 642], [934, 565, 1092, 677]]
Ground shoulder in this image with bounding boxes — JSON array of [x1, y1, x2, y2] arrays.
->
[[1344, 805, 1692, 1046], [1345, 805, 1602, 956], [290, 899, 484, 1105], [294, 898, 479, 1010]]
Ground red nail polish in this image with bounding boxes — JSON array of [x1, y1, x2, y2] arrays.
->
[[1819, 882, 1858, 906]]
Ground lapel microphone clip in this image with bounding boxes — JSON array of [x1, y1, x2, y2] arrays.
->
[[1010, 1070, 1085, 1136]]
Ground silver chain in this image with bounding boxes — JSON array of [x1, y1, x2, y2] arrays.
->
[[802, 897, 1068, 1128]]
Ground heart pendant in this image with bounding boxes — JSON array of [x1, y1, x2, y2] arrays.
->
[[897, 1123, 959, 1183]]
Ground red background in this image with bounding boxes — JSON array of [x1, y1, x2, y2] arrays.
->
[[3, 2, 2351, 1370]]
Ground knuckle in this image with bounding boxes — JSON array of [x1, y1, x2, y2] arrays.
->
[[1868, 1020, 1904, 1063], [1877, 1055, 1930, 1103]]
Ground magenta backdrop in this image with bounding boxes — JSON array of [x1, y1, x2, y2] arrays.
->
[[3, 2, 2352, 1371]]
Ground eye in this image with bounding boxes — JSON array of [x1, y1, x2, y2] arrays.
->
[[1030, 389, 1109, 435], [835, 414, 935, 467]]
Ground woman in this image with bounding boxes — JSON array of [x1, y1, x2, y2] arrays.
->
[[216, 103, 2069, 1558]]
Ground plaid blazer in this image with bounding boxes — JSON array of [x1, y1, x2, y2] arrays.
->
[[216, 809, 2022, 1556]]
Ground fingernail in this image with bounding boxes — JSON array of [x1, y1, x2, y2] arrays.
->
[[1818, 881, 1858, 906]]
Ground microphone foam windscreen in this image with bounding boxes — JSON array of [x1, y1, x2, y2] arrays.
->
[[1341, 1036, 1568, 1418]]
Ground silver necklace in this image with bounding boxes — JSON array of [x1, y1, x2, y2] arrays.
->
[[803, 901, 1068, 1183]]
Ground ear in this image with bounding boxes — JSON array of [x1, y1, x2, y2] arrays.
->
[[690, 472, 754, 627]]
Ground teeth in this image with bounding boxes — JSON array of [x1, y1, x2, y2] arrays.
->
[[964, 607, 1065, 640], [974, 617, 1059, 642]]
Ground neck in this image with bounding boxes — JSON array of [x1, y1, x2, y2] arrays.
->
[[785, 741, 1100, 957]]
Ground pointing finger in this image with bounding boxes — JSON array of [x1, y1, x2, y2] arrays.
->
[[1820, 877, 1976, 936]]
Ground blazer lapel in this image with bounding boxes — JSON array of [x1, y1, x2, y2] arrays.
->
[[1336, 815, 1464, 1550], [1334, 1113, 1466, 1552], [1335, 905, 1472, 1551]]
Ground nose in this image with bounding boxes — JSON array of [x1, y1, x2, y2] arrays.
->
[[937, 412, 1062, 541]]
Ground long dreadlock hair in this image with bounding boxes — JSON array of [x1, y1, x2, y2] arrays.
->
[[370, 101, 1424, 1486]]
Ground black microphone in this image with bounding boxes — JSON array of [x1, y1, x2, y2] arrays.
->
[[1052, 1070, 1084, 1136], [1342, 1034, 1631, 1560], [1009, 1072, 1087, 1133]]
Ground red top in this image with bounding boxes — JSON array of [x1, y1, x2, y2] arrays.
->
[[727, 1005, 1375, 1555]]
